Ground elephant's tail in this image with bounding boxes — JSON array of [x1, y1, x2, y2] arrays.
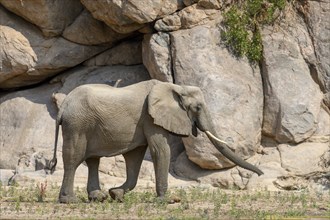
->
[[47, 108, 63, 174]]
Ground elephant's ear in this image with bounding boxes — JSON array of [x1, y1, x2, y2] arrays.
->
[[148, 83, 192, 136]]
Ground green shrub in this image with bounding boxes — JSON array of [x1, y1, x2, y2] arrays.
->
[[222, 0, 287, 62]]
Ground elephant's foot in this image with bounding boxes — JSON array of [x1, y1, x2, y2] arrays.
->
[[88, 190, 108, 202], [109, 188, 125, 202], [59, 194, 79, 204]]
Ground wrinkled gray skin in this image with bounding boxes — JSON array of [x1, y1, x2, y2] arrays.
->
[[48, 79, 263, 203]]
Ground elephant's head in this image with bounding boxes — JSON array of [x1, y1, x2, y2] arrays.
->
[[148, 82, 263, 176]]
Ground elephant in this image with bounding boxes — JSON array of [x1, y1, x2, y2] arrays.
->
[[48, 79, 263, 203]]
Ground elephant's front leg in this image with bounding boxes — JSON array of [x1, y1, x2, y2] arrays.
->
[[145, 126, 171, 198], [86, 157, 108, 202], [109, 145, 147, 202]]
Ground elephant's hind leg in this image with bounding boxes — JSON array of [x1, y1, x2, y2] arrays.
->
[[59, 134, 86, 203], [109, 145, 147, 202], [86, 157, 108, 202]]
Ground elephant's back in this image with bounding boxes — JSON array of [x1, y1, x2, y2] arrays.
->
[[61, 82, 150, 126], [70, 84, 114, 94], [68, 80, 156, 96]]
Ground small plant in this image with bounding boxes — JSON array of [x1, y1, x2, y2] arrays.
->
[[0, 182, 3, 199], [15, 196, 21, 212], [36, 180, 47, 202], [222, 0, 287, 62]]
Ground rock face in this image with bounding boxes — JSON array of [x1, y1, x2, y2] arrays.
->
[[0, 5, 107, 88], [142, 33, 173, 82], [84, 40, 143, 66], [298, 0, 330, 108], [261, 26, 323, 144], [0, 1, 329, 192], [0, 83, 60, 169], [170, 24, 263, 169]]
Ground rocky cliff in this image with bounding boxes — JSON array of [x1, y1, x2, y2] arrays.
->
[[0, 0, 329, 191]]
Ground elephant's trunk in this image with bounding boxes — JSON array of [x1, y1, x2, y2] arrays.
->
[[205, 130, 264, 176], [195, 106, 263, 176]]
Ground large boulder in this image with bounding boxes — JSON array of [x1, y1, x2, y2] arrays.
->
[[155, 4, 219, 32], [122, 0, 182, 24], [0, 5, 107, 89], [170, 22, 264, 169], [142, 32, 173, 82], [62, 9, 130, 45], [0, 25, 37, 84], [80, 1, 143, 34], [80, 0, 183, 34], [0, 0, 83, 37], [261, 24, 323, 144], [278, 143, 329, 175]]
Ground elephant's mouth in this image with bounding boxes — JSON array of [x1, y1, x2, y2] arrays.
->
[[192, 121, 198, 137]]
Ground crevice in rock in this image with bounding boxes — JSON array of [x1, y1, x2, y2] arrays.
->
[[259, 58, 268, 137], [169, 33, 176, 84], [0, 71, 60, 93], [260, 49, 285, 143], [307, 62, 323, 90]]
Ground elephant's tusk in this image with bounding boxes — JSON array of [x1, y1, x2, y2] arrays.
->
[[205, 131, 228, 145]]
